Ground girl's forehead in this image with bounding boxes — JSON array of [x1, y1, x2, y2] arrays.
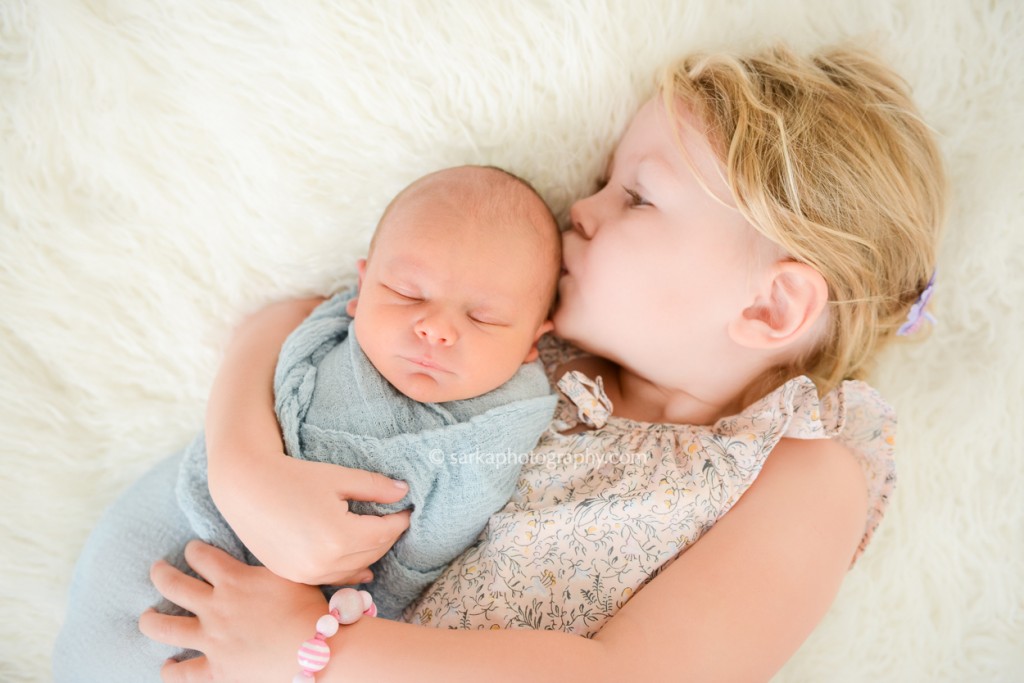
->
[[616, 98, 729, 192], [617, 99, 706, 159]]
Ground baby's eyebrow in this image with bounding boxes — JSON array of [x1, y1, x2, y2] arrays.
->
[[470, 298, 514, 320], [473, 288, 527, 318]]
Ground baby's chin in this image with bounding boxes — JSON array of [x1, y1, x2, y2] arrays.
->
[[388, 372, 475, 404]]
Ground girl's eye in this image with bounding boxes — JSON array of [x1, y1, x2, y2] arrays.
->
[[623, 186, 650, 207]]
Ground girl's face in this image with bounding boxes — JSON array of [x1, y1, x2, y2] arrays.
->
[[555, 98, 774, 391]]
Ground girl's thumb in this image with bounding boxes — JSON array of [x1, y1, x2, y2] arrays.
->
[[338, 467, 410, 503]]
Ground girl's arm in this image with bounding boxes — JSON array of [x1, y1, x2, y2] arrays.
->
[[143, 435, 868, 682], [204, 297, 321, 475], [204, 298, 411, 586]]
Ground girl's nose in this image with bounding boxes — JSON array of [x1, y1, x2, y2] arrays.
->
[[414, 314, 457, 346], [569, 195, 597, 239]]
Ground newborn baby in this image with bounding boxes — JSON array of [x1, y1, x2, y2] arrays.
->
[[178, 165, 561, 618]]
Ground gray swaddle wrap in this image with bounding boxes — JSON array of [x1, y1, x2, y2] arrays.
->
[[176, 288, 556, 619]]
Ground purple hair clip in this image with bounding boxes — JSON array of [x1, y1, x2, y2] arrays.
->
[[897, 269, 937, 336]]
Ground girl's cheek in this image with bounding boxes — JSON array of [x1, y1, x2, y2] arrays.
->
[[581, 242, 612, 286]]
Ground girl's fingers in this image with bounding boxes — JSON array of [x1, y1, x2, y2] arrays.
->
[[309, 529, 404, 585], [336, 467, 411, 504], [310, 561, 374, 587], [341, 508, 411, 554], [160, 654, 212, 683], [182, 539, 245, 586], [150, 559, 212, 614], [138, 609, 204, 651]]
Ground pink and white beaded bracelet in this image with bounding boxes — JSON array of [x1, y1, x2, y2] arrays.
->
[[293, 588, 377, 683]]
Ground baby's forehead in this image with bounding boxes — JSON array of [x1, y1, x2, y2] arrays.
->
[[382, 225, 547, 282], [386, 176, 555, 248], [405, 168, 543, 217]]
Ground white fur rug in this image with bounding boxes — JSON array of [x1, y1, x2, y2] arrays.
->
[[2, 1, 1022, 680]]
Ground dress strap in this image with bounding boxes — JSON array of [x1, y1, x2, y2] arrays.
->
[[556, 370, 613, 428]]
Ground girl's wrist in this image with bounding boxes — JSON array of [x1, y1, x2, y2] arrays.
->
[[294, 589, 377, 682]]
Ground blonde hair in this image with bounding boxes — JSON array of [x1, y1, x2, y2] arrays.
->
[[661, 45, 947, 399]]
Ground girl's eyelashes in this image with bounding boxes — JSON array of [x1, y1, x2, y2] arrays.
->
[[622, 185, 651, 207]]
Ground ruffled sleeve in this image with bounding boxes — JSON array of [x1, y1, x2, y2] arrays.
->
[[740, 377, 897, 564], [827, 381, 897, 564]]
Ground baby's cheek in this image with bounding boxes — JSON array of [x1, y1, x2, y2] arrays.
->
[[480, 343, 528, 385]]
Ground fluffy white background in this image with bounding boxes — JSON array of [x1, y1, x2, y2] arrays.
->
[[1, 1, 1022, 680]]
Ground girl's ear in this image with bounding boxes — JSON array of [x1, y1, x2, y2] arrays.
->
[[345, 258, 369, 317], [728, 261, 828, 350]]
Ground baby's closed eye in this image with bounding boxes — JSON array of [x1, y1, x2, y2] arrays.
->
[[382, 284, 423, 302]]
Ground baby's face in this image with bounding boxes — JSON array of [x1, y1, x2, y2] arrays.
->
[[349, 198, 554, 403]]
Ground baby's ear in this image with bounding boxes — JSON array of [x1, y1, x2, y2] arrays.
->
[[728, 261, 828, 350], [523, 320, 555, 363], [346, 259, 369, 317]]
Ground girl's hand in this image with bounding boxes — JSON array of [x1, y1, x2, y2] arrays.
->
[[139, 540, 328, 683], [210, 454, 412, 586]]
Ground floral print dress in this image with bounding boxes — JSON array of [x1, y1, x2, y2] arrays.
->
[[403, 337, 896, 636]]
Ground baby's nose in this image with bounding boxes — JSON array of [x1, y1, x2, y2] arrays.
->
[[415, 315, 457, 346]]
